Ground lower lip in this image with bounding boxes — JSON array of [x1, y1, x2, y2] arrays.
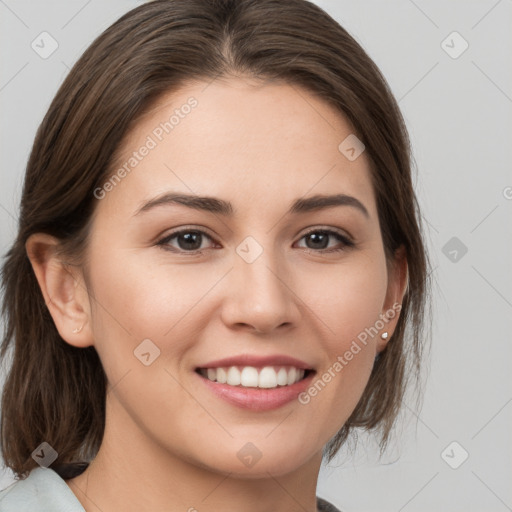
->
[[196, 371, 315, 411]]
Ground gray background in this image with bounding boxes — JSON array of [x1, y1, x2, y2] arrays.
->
[[1, 1, 511, 511]]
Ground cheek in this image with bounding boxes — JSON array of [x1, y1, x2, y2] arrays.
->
[[298, 251, 388, 342], [295, 253, 387, 414], [85, 247, 229, 361]]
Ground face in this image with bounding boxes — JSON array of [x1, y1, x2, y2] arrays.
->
[[78, 77, 402, 476]]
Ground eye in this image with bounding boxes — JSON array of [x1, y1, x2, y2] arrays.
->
[[295, 228, 354, 253], [156, 227, 354, 255], [157, 228, 217, 253]]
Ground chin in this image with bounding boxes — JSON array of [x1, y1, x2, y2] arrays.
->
[[191, 441, 318, 479]]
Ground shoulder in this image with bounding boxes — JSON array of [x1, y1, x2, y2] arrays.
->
[[1, 470, 339, 512], [0, 467, 85, 512], [317, 496, 343, 512]]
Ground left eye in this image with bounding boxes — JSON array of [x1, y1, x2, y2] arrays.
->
[[295, 229, 354, 252]]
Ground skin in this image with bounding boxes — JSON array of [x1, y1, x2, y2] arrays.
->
[[27, 77, 407, 512]]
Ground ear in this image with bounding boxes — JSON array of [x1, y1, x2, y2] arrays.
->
[[377, 245, 408, 352], [26, 233, 94, 348]]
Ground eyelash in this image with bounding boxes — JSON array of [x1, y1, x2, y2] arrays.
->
[[156, 226, 355, 255]]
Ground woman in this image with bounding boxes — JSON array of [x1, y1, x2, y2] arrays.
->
[[0, 0, 430, 510]]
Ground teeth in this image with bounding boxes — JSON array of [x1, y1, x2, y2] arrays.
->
[[240, 367, 259, 387], [200, 366, 306, 389], [259, 367, 277, 388], [226, 367, 241, 386], [216, 367, 227, 384], [276, 367, 288, 386], [287, 367, 297, 386]]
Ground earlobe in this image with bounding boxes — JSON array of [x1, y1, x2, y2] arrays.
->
[[377, 245, 408, 351], [25, 233, 93, 348]]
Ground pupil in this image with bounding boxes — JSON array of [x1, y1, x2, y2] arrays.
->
[[179, 232, 201, 250], [307, 232, 328, 249]]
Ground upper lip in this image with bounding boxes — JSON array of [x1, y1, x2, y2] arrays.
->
[[196, 354, 314, 370]]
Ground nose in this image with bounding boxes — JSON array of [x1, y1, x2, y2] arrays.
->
[[220, 247, 301, 334]]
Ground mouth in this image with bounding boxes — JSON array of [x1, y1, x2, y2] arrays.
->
[[194, 355, 317, 410], [195, 365, 315, 389]]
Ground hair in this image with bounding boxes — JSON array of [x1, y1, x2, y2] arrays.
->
[[1, 0, 431, 479]]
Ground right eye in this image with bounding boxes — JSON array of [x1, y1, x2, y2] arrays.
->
[[157, 228, 218, 254]]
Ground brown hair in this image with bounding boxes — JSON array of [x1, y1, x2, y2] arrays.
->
[[1, 0, 431, 478]]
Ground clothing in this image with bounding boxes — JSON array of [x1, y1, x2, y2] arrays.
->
[[0, 467, 84, 512], [0, 466, 342, 512], [317, 496, 343, 512]]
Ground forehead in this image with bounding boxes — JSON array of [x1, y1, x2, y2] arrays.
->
[[97, 77, 377, 222]]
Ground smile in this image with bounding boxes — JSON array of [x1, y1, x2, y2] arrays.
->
[[196, 366, 311, 389]]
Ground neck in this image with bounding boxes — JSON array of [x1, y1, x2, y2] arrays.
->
[[66, 394, 323, 512]]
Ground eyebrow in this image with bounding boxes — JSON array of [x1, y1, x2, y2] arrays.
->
[[134, 192, 369, 218]]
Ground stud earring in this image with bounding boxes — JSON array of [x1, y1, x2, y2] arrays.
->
[[381, 331, 389, 340], [72, 324, 83, 334]]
